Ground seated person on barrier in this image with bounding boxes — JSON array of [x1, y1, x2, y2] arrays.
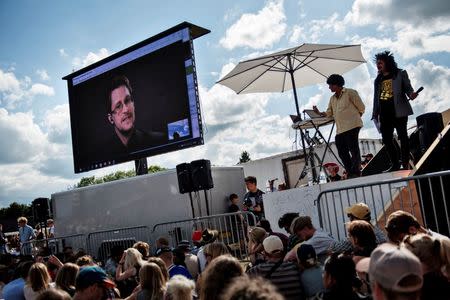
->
[[247, 235, 304, 300], [329, 203, 387, 253], [313, 74, 365, 179], [288, 216, 335, 263]]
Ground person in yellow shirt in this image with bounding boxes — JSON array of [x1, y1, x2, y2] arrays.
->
[[313, 74, 365, 178]]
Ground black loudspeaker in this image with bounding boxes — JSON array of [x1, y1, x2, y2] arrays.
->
[[32, 198, 50, 223], [135, 157, 148, 176], [416, 112, 444, 155], [191, 159, 214, 190], [176, 163, 194, 194], [361, 140, 400, 176]]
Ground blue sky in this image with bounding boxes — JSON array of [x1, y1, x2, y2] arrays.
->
[[0, 0, 449, 206]]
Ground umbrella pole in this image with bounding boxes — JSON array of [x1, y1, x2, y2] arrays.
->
[[288, 55, 308, 168]]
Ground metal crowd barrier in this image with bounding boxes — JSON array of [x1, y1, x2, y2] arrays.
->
[[316, 170, 450, 241], [20, 233, 86, 256], [151, 212, 256, 260], [86, 225, 151, 262]]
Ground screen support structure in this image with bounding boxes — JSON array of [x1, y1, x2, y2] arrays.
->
[[135, 158, 148, 176]]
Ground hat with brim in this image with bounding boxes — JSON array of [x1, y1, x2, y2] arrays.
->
[[76, 266, 115, 290], [323, 162, 339, 172]]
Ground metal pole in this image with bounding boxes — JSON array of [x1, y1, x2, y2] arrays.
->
[[188, 192, 195, 218], [287, 54, 308, 166]]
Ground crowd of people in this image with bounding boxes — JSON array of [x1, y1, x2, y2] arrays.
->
[[0, 201, 448, 300]]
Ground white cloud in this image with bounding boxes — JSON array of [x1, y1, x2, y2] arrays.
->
[[0, 69, 21, 94], [29, 83, 55, 97], [406, 59, 450, 115], [344, 0, 450, 28], [344, 0, 450, 59], [289, 25, 305, 44], [0, 69, 55, 109], [220, 0, 287, 50], [59, 48, 68, 57], [0, 109, 47, 164], [72, 48, 110, 69], [36, 69, 50, 81], [43, 104, 71, 144]]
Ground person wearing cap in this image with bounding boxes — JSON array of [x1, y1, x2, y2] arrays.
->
[[156, 247, 192, 280], [177, 240, 199, 280], [313, 74, 365, 179], [247, 236, 303, 299], [323, 162, 341, 182], [291, 216, 335, 263], [401, 233, 450, 300], [361, 153, 374, 169], [330, 203, 387, 253], [296, 244, 325, 298], [73, 266, 116, 300], [385, 210, 448, 245], [368, 243, 423, 300]]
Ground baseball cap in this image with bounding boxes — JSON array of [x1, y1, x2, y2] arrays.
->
[[177, 240, 191, 250], [296, 244, 317, 264], [346, 203, 370, 220], [263, 235, 284, 254], [368, 243, 423, 292], [192, 230, 203, 242], [76, 266, 115, 290], [156, 247, 173, 256]]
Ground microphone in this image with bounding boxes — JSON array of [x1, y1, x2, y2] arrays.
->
[[416, 86, 424, 93]]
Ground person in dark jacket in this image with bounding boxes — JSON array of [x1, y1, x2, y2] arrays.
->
[[372, 51, 418, 171]]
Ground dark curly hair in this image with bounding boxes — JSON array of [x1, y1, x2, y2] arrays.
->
[[374, 51, 399, 75], [326, 74, 345, 87]]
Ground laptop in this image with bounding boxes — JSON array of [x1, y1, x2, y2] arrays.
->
[[303, 109, 322, 119]]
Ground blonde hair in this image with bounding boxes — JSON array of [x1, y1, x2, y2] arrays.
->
[[248, 227, 267, 244], [204, 242, 230, 261], [139, 263, 166, 299], [17, 217, 28, 223], [75, 255, 94, 267], [401, 234, 450, 274], [133, 241, 150, 258], [124, 247, 145, 271], [55, 263, 79, 291], [27, 262, 51, 292], [165, 275, 195, 300]]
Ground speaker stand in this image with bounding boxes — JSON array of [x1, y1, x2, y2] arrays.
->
[[188, 192, 195, 218], [203, 190, 210, 216]]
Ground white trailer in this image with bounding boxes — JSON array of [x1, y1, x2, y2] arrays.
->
[[52, 166, 246, 237]]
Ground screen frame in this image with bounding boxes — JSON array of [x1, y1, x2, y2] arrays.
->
[[63, 22, 210, 173]]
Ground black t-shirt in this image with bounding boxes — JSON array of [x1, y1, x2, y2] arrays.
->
[[228, 204, 240, 213], [379, 74, 395, 118]]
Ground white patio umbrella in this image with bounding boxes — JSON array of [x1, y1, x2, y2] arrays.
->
[[217, 43, 366, 117], [217, 43, 366, 179]]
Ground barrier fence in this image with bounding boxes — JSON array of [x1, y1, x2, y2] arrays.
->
[[19, 233, 85, 256], [86, 225, 151, 263], [316, 170, 450, 241], [151, 212, 256, 260]]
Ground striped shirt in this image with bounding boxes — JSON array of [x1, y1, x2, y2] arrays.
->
[[247, 260, 303, 300]]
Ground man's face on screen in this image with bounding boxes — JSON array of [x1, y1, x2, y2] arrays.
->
[[109, 85, 135, 134]]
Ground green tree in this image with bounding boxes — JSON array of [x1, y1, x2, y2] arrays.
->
[[74, 165, 166, 188], [238, 151, 251, 164]]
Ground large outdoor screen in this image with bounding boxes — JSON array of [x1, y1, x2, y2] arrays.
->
[[64, 23, 208, 173]]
